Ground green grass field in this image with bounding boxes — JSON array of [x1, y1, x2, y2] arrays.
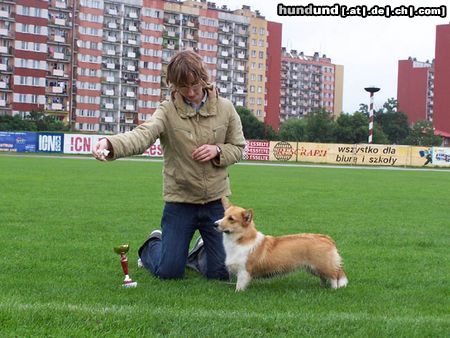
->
[[1, 154, 449, 337]]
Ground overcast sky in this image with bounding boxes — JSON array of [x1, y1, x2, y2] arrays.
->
[[224, 0, 448, 113]]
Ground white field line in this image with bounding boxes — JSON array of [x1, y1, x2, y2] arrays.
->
[[1, 153, 449, 173], [1, 300, 448, 325]]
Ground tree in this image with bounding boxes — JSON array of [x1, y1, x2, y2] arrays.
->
[[304, 109, 336, 143], [373, 98, 410, 144], [235, 106, 277, 140], [0, 111, 69, 132], [278, 118, 307, 141], [335, 112, 369, 144], [403, 120, 442, 146]]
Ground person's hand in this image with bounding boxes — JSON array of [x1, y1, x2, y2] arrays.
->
[[192, 144, 219, 163], [92, 138, 111, 161]]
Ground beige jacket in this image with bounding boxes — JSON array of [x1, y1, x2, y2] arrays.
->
[[106, 85, 246, 204]]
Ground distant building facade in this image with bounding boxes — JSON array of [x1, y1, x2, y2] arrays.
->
[[397, 22, 450, 145], [433, 23, 450, 142], [280, 48, 343, 122], [397, 57, 434, 124], [0, 0, 343, 134]]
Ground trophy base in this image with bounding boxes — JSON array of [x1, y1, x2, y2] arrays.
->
[[122, 281, 138, 288]]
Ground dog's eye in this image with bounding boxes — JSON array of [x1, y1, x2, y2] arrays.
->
[[227, 216, 234, 223]]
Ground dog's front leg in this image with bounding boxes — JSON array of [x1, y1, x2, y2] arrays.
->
[[235, 270, 251, 292]]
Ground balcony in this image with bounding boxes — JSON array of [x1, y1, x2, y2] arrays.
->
[[51, 103, 63, 110], [0, 99, 6, 106], [128, 12, 138, 19], [129, 26, 137, 32], [220, 63, 228, 69], [126, 91, 135, 97], [104, 116, 115, 123], [52, 86, 63, 93], [106, 63, 115, 69], [55, 1, 67, 9], [221, 51, 229, 57], [126, 64, 136, 71], [0, 10, 10, 18], [106, 76, 115, 82], [108, 8, 118, 15], [104, 103, 114, 109], [127, 51, 136, 58], [52, 69, 64, 76], [0, 28, 9, 36], [221, 26, 229, 33], [219, 87, 227, 93], [237, 52, 245, 59], [54, 18, 66, 26], [107, 49, 115, 56], [108, 22, 118, 29], [0, 46, 8, 54], [128, 39, 136, 45], [53, 52, 64, 60], [0, 81, 7, 89], [105, 89, 114, 96], [107, 36, 117, 42], [236, 77, 244, 83], [221, 39, 229, 45], [238, 41, 245, 48], [125, 104, 135, 111], [0, 64, 7, 71], [54, 35, 66, 43], [220, 75, 228, 81], [237, 65, 245, 71]]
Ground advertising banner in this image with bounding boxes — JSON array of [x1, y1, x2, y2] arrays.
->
[[63, 133, 163, 157], [0, 132, 37, 152], [37, 133, 64, 153], [244, 140, 270, 161], [269, 141, 298, 162], [432, 147, 450, 167], [297, 142, 426, 167]]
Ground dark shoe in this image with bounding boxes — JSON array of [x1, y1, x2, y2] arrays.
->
[[138, 229, 162, 261], [186, 237, 204, 272]]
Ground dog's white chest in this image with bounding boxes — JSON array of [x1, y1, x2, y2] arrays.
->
[[223, 232, 264, 275]]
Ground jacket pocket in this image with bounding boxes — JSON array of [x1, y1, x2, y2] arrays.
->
[[213, 125, 227, 143], [173, 127, 194, 140]]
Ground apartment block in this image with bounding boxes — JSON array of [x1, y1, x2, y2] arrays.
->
[[0, 0, 74, 121], [397, 23, 450, 145], [0, 0, 343, 134], [433, 23, 450, 141], [280, 48, 343, 121], [397, 57, 434, 124]]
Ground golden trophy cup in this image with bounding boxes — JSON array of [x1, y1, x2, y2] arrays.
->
[[113, 244, 137, 288]]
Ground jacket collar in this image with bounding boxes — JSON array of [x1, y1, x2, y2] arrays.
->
[[171, 83, 218, 119]]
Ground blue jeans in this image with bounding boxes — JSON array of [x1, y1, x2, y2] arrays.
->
[[139, 200, 229, 280]]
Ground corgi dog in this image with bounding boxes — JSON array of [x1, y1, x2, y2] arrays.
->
[[215, 198, 348, 291]]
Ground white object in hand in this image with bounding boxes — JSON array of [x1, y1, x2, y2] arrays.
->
[[100, 149, 110, 156]]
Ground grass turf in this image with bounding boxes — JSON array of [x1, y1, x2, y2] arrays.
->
[[0, 155, 449, 336]]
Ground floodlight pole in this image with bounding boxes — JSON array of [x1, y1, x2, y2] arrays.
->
[[364, 86, 380, 144]]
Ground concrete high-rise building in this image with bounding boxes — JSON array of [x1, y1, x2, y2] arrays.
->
[[0, 0, 342, 135], [0, 0, 76, 122], [397, 57, 434, 124], [433, 23, 450, 142], [397, 23, 450, 145], [280, 48, 343, 122]]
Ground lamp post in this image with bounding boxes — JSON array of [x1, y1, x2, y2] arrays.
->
[[364, 86, 380, 144]]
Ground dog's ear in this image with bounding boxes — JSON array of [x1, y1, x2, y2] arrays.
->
[[221, 196, 231, 210], [242, 209, 253, 226]]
